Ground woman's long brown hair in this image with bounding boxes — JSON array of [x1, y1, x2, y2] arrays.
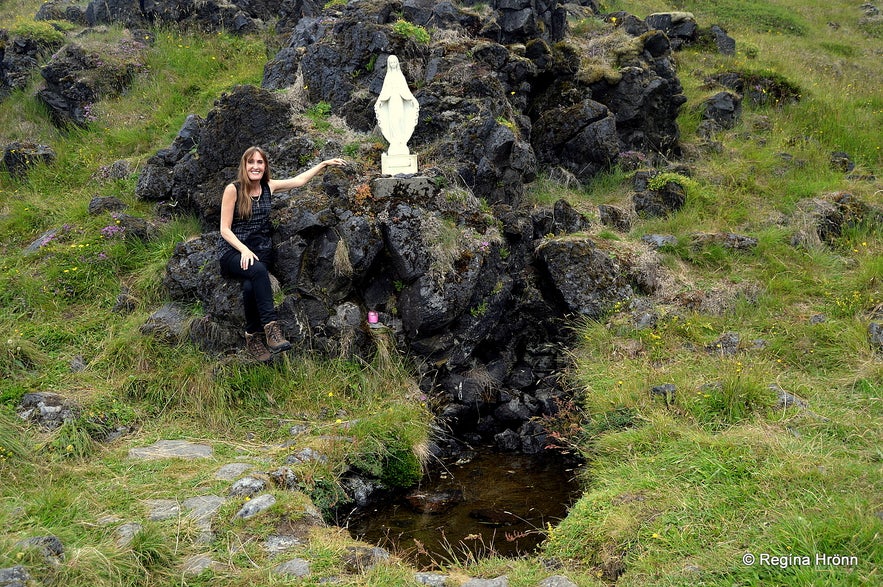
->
[[235, 146, 272, 219]]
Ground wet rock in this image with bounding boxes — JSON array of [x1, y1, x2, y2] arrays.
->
[[341, 474, 384, 507], [405, 489, 463, 514], [469, 508, 519, 526], [494, 428, 521, 451], [341, 546, 389, 572]]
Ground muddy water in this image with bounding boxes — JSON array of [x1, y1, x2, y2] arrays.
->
[[346, 449, 582, 567]]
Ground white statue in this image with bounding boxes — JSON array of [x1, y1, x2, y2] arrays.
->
[[374, 55, 419, 175]]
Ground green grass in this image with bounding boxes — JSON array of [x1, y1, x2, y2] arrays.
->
[[2, 0, 882, 585]]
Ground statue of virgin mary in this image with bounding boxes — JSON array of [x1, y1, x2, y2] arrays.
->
[[374, 55, 419, 174]]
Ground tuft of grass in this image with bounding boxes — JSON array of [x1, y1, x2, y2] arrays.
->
[[0, 410, 30, 468], [392, 19, 431, 44], [9, 18, 66, 46], [128, 522, 177, 572]]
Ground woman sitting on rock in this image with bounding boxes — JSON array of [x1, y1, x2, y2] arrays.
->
[[219, 146, 346, 361]]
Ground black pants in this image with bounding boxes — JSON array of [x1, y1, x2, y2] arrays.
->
[[219, 250, 277, 334]]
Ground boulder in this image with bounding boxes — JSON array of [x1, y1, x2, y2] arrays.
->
[[789, 193, 876, 247], [36, 1, 89, 24], [85, 0, 285, 32], [37, 39, 148, 127], [140, 303, 190, 344], [633, 179, 687, 218], [536, 237, 632, 317], [701, 90, 742, 130], [532, 99, 619, 182], [17, 392, 79, 430], [645, 12, 698, 49], [0, 29, 64, 98], [0, 565, 30, 587], [2, 141, 56, 179]]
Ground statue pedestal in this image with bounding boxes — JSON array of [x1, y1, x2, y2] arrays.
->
[[381, 153, 418, 176], [371, 176, 437, 202]]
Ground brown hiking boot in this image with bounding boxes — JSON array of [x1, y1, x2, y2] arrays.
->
[[264, 320, 291, 352], [245, 331, 272, 362]]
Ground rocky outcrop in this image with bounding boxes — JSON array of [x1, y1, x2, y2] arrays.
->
[[37, 36, 150, 127], [0, 27, 64, 98], [128, 1, 698, 456], [262, 1, 686, 199], [789, 192, 881, 248], [82, 0, 285, 33]]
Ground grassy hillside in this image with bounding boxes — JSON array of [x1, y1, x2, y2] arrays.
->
[[1, 0, 881, 586]]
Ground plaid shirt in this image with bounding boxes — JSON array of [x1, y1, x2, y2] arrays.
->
[[217, 180, 272, 259]]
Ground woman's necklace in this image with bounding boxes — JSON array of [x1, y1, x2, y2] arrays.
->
[[248, 184, 262, 201]]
